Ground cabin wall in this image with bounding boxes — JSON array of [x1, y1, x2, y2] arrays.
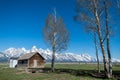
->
[[9, 59, 18, 68], [17, 59, 28, 68], [29, 53, 45, 68]]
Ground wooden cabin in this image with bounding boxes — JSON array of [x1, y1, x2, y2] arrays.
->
[[17, 52, 45, 68]]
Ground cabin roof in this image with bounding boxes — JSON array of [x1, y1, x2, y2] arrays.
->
[[18, 52, 45, 60], [10, 57, 19, 60]]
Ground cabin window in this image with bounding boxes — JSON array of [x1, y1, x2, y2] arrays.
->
[[24, 60, 28, 64], [18, 60, 22, 64], [18, 60, 28, 64]]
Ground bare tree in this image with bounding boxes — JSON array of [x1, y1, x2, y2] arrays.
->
[[103, 0, 112, 77], [94, 32, 100, 73], [43, 9, 69, 72], [84, 26, 101, 73], [75, 0, 110, 78]]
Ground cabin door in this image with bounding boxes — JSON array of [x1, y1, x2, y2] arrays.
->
[[34, 60, 37, 67]]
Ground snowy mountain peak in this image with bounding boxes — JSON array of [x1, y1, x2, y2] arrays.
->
[[31, 46, 38, 52], [5, 47, 16, 54], [44, 49, 52, 55], [21, 47, 26, 51], [32, 46, 37, 50]]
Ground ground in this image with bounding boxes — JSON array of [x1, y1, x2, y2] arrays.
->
[[0, 63, 120, 80]]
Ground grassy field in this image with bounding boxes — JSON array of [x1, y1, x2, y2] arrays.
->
[[0, 63, 120, 80]]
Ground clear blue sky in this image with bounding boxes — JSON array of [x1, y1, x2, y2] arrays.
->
[[0, 0, 120, 59]]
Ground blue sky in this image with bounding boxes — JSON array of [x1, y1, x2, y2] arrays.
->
[[0, 0, 120, 59]]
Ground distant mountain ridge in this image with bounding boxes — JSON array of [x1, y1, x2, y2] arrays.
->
[[0, 46, 120, 63], [0, 52, 8, 62]]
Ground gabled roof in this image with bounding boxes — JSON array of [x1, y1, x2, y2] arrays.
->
[[10, 57, 19, 60], [18, 52, 45, 60]]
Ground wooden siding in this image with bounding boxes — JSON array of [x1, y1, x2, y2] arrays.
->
[[29, 53, 45, 68]]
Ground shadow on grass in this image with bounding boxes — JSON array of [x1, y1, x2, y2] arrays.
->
[[42, 68, 120, 79]]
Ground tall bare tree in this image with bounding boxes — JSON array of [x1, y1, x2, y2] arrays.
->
[[43, 9, 69, 72], [85, 27, 101, 73], [94, 32, 100, 73], [75, 0, 109, 78], [103, 0, 112, 77]]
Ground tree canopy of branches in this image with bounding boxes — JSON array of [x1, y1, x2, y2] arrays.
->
[[75, 0, 114, 78], [117, 0, 120, 11], [43, 10, 69, 72]]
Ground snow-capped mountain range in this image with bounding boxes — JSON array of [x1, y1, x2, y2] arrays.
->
[[0, 46, 120, 62]]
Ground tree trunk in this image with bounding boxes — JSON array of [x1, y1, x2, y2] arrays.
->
[[104, 1, 112, 78], [93, 0, 109, 77], [98, 28, 108, 77], [94, 33, 100, 73], [107, 35, 112, 78], [51, 32, 56, 72], [51, 47, 55, 72]]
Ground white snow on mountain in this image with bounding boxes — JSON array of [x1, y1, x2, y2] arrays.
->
[[112, 58, 120, 62], [4, 47, 29, 57], [1, 46, 120, 62], [0, 53, 4, 57]]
